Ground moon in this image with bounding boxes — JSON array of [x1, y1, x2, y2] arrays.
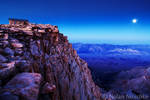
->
[[132, 19, 137, 23]]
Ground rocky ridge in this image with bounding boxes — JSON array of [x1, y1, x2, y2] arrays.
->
[[0, 23, 104, 100], [110, 66, 150, 100]]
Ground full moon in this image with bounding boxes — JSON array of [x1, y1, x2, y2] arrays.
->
[[132, 19, 137, 23]]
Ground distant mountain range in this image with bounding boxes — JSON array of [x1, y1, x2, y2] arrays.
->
[[72, 43, 150, 56], [72, 43, 150, 84], [72, 43, 150, 99], [72, 43, 150, 71]]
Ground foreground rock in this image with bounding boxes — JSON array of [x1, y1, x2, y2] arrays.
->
[[1, 73, 42, 100], [0, 61, 16, 83]]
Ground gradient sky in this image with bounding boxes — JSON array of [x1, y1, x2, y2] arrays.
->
[[0, 0, 150, 44]]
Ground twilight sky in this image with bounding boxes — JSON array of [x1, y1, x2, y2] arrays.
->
[[0, 0, 150, 44]]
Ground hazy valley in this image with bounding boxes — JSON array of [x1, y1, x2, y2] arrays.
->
[[73, 43, 150, 99]]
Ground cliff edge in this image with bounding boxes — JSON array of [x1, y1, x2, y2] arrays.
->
[[0, 23, 104, 100]]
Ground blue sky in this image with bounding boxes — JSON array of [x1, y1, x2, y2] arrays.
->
[[0, 0, 150, 44]]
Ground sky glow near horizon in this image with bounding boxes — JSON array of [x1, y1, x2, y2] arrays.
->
[[0, 0, 150, 44]]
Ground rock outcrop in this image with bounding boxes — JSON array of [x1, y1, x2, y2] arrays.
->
[[1, 73, 42, 100], [0, 23, 104, 100], [110, 66, 150, 100]]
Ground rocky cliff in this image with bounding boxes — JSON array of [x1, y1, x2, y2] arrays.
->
[[0, 23, 104, 100]]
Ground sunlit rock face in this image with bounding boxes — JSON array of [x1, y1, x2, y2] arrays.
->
[[0, 23, 104, 100]]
